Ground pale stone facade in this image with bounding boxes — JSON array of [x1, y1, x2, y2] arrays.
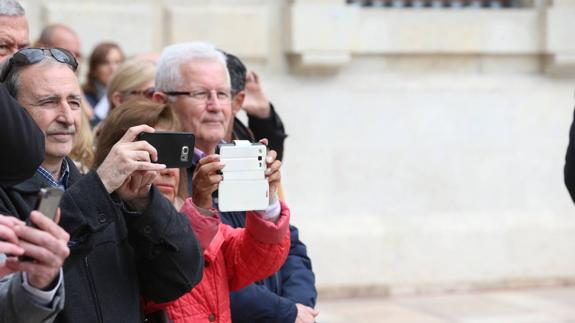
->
[[18, 0, 575, 295]]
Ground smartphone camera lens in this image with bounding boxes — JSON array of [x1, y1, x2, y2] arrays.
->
[[258, 156, 262, 161]]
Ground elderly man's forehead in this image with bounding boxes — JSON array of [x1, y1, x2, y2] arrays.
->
[[19, 62, 81, 94], [180, 59, 230, 85], [0, 14, 28, 39]]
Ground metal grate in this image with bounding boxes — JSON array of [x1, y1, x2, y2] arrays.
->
[[346, 0, 523, 8]]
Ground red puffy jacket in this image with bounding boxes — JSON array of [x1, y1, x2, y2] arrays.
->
[[145, 198, 291, 323]]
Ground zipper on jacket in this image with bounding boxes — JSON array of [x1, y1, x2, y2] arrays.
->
[[84, 256, 104, 323]]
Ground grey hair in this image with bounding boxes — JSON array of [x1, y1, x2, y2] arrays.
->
[[4, 56, 69, 98], [155, 42, 230, 96], [0, 0, 25, 16]]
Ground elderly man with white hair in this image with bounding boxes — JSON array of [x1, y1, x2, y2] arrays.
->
[[147, 42, 302, 323]]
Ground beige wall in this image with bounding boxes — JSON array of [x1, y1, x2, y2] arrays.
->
[[19, 0, 575, 294]]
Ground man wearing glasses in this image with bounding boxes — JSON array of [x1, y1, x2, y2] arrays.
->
[[0, 47, 204, 323], [152, 42, 297, 322]]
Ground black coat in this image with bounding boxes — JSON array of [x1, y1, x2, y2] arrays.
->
[[566, 108, 575, 202], [0, 84, 45, 186], [0, 159, 204, 323], [233, 104, 287, 161]]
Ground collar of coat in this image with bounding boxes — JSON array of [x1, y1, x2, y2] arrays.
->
[[12, 156, 82, 193]]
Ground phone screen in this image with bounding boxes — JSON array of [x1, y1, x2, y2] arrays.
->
[[19, 187, 64, 261], [34, 187, 64, 222]]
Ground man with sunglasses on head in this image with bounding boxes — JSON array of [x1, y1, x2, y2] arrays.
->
[[0, 47, 204, 323]]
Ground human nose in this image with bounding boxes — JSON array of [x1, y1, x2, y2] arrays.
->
[[160, 168, 177, 177], [206, 90, 222, 111], [57, 102, 75, 125]]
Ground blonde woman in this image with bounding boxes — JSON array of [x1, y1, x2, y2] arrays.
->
[[94, 58, 156, 138], [69, 107, 94, 173], [107, 58, 156, 109]]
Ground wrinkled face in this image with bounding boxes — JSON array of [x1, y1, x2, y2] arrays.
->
[[152, 125, 181, 203], [93, 48, 123, 86], [0, 15, 29, 64], [171, 59, 232, 153], [17, 63, 82, 165]]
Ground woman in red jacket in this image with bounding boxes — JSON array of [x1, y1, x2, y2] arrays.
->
[[94, 99, 290, 323]]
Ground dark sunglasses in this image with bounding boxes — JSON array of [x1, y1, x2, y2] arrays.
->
[[128, 87, 155, 99], [0, 48, 78, 82]]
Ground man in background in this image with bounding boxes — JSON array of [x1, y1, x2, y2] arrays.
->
[[35, 24, 81, 61], [225, 52, 287, 161], [224, 51, 318, 323]]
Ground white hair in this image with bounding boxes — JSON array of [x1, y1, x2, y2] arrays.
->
[[0, 0, 24, 16], [155, 42, 229, 94]]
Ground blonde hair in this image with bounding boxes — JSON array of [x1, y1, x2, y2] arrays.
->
[[70, 107, 95, 173], [107, 58, 156, 109]]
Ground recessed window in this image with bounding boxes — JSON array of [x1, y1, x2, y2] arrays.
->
[[346, 0, 524, 9]]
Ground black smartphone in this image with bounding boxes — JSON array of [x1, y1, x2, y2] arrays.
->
[[20, 187, 64, 262], [137, 132, 195, 168], [33, 187, 64, 223]]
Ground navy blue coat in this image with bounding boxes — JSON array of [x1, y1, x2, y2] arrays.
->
[[220, 211, 317, 323], [186, 172, 316, 323]]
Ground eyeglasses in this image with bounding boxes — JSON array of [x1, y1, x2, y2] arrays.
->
[[164, 88, 232, 103], [128, 87, 155, 99], [0, 48, 78, 82]]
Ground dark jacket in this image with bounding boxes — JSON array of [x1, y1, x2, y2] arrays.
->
[[0, 159, 204, 323], [233, 104, 287, 161], [0, 84, 45, 186], [220, 212, 317, 323], [566, 107, 575, 203]]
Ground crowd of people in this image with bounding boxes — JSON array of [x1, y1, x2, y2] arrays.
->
[[0, 0, 317, 322]]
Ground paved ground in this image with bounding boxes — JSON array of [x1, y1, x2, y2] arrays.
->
[[316, 286, 575, 323]]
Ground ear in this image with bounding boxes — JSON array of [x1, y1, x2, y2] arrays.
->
[[111, 91, 124, 109], [232, 91, 245, 115], [152, 91, 168, 104]]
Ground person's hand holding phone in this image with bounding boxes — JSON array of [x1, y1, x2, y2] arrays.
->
[[96, 125, 166, 194], [6, 210, 70, 289], [259, 138, 282, 202], [192, 155, 225, 209]]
